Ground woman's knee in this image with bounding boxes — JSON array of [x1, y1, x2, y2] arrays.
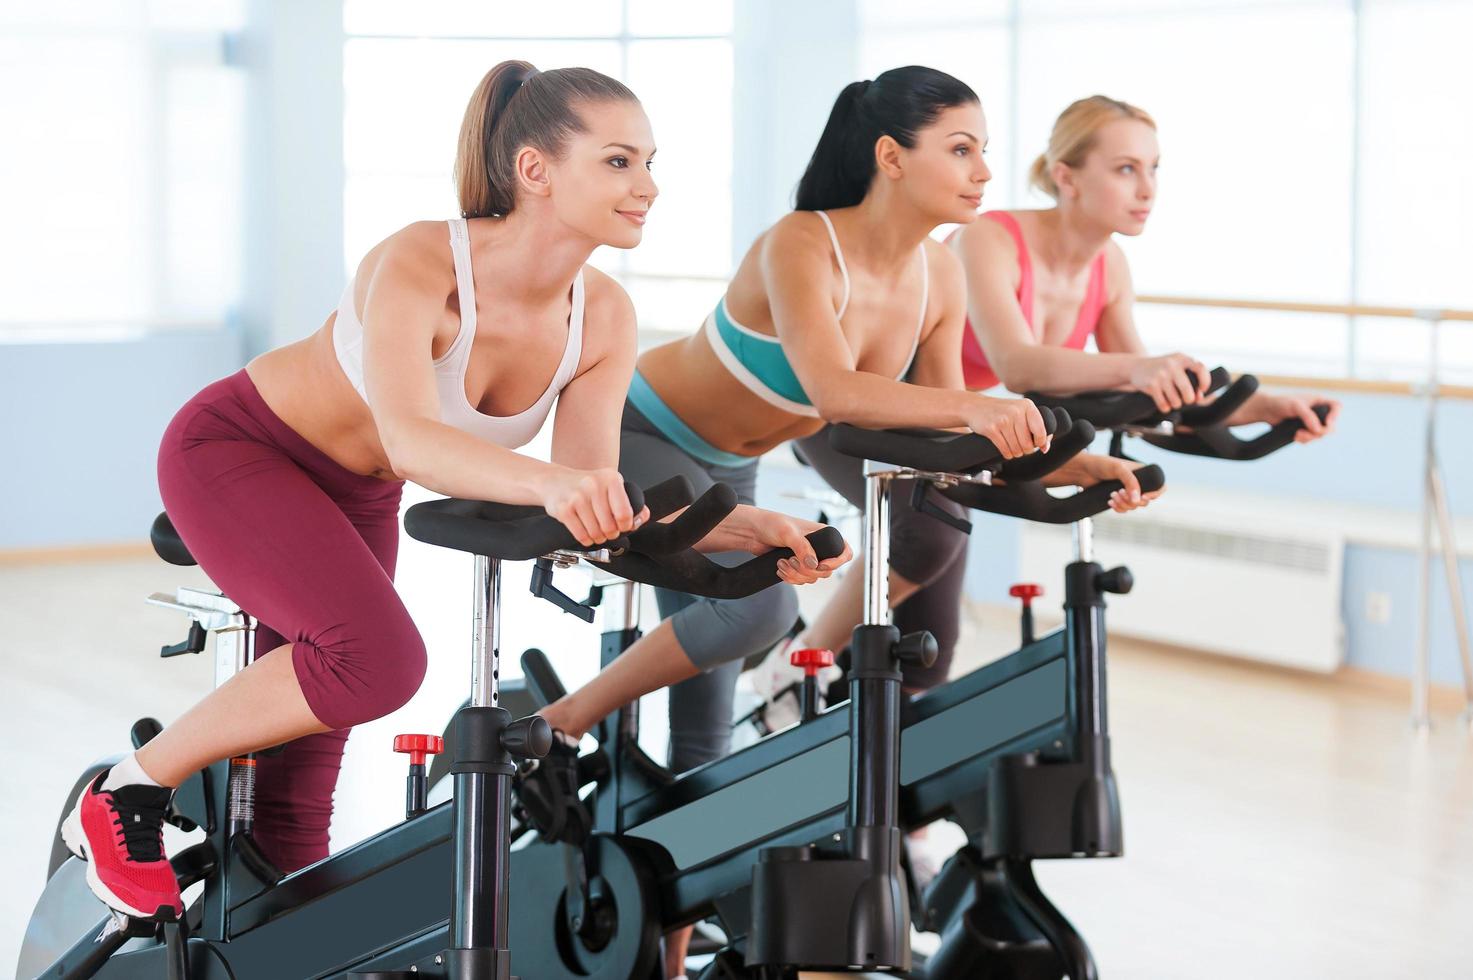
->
[[295, 610, 427, 728], [675, 583, 799, 670], [889, 506, 969, 588], [730, 582, 800, 651]]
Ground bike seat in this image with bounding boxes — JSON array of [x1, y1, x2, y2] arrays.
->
[[150, 513, 197, 567]]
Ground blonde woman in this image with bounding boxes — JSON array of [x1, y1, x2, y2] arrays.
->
[[950, 94, 1340, 434]]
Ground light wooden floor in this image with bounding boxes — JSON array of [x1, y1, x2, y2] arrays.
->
[[3, 555, 1471, 979]]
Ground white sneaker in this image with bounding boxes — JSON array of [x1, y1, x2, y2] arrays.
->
[[749, 638, 842, 732]]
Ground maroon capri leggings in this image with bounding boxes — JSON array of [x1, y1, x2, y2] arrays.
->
[[156, 369, 426, 872]]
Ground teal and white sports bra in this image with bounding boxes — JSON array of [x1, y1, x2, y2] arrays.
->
[[703, 210, 928, 418]]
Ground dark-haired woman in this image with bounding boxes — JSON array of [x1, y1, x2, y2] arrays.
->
[[59, 60, 843, 925], [569, 67, 1162, 976]]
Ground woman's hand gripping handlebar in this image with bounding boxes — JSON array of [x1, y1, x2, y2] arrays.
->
[[826, 419, 1166, 525], [827, 404, 1069, 476], [403, 476, 850, 602], [1027, 366, 1335, 461], [1025, 367, 1235, 430]]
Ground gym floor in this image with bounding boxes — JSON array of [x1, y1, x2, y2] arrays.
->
[[3, 542, 1470, 979]]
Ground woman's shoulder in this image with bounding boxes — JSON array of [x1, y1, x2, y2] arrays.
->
[[764, 209, 839, 251], [579, 265, 633, 318], [952, 209, 1023, 260], [922, 235, 964, 283], [1101, 237, 1133, 301], [353, 220, 457, 293], [577, 265, 637, 350]]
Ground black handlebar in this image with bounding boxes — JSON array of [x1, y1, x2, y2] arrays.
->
[[1024, 367, 1233, 430], [1027, 367, 1327, 462], [941, 462, 1166, 525], [404, 480, 650, 562], [827, 414, 1160, 525], [828, 404, 1067, 475], [1142, 402, 1332, 461], [403, 476, 846, 601], [604, 525, 847, 600]]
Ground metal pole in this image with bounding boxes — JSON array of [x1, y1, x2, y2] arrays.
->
[[471, 556, 501, 708], [1430, 463, 1473, 730], [863, 469, 892, 626], [1073, 515, 1094, 564], [453, 555, 513, 973], [1413, 315, 1439, 732]]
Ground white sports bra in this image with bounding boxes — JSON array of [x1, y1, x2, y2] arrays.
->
[[332, 218, 585, 450]]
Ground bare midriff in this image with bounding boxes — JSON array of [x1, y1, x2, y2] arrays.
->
[[245, 316, 400, 481], [636, 330, 827, 458]]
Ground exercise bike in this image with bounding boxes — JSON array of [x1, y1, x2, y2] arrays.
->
[[464, 407, 1166, 978], [18, 476, 838, 980]]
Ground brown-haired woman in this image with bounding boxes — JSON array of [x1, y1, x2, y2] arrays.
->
[[59, 60, 842, 926]]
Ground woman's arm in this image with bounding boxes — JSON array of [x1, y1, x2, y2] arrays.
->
[[765, 214, 1047, 458], [361, 227, 634, 545], [549, 269, 638, 472], [1092, 245, 1338, 439], [550, 269, 844, 580], [954, 218, 1140, 393], [954, 221, 1206, 411], [904, 240, 969, 392]]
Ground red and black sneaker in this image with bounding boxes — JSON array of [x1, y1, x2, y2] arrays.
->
[[60, 770, 181, 920]]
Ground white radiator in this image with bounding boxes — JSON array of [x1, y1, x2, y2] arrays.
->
[[1017, 493, 1346, 672]]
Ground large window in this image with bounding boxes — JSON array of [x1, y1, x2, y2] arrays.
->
[[0, 1, 245, 339], [342, 0, 734, 335], [859, 0, 1473, 383]]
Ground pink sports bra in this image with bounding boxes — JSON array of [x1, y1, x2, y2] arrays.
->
[[958, 211, 1108, 391]]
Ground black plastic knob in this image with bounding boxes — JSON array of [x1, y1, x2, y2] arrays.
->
[[895, 630, 939, 669], [501, 715, 553, 760], [1096, 566, 1134, 595]]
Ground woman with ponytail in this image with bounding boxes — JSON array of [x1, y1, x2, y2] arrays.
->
[[602, 71, 1161, 973], [60, 60, 843, 933], [949, 94, 1340, 432]]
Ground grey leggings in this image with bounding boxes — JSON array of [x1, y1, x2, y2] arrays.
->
[[618, 401, 799, 772], [793, 426, 968, 690]]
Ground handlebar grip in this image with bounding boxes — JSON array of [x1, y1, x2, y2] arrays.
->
[[405, 497, 581, 561], [714, 525, 848, 597], [828, 406, 1062, 474], [829, 425, 1000, 472], [1144, 402, 1331, 461], [1178, 373, 1258, 428], [622, 480, 646, 519], [628, 482, 738, 555], [1201, 366, 1232, 394], [993, 418, 1096, 483], [404, 480, 650, 561], [1031, 462, 1166, 524], [1047, 463, 1166, 523], [941, 463, 1166, 524], [601, 526, 847, 600], [1027, 366, 1234, 429], [637, 475, 693, 522]]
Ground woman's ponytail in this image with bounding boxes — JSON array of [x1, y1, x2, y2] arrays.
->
[[794, 66, 978, 212], [794, 80, 874, 211], [453, 60, 637, 218]]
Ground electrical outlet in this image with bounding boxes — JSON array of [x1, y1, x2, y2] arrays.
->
[[1365, 592, 1392, 625]]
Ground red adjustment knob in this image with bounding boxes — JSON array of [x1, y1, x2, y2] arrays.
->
[[1009, 583, 1043, 607], [790, 647, 836, 677], [393, 734, 445, 767]]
